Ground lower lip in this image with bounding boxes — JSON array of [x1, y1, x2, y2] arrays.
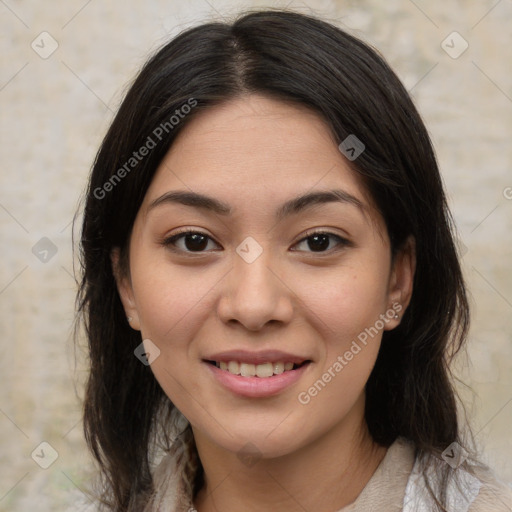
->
[[204, 362, 311, 398]]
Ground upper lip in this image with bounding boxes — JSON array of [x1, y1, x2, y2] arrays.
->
[[204, 350, 310, 365]]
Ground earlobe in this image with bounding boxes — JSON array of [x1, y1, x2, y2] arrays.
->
[[385, 235, 416, 329], [111, 247, 141, 331]]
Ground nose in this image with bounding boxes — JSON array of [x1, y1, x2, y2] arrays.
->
[[217, 248, 294, 332]]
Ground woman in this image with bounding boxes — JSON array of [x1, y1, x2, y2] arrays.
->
[[76, 9, 512, 512]]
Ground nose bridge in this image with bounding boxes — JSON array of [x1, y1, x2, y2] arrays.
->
[[218, 241, 293, 330]]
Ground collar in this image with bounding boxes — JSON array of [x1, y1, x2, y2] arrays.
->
[[144, 435, 416, 512]]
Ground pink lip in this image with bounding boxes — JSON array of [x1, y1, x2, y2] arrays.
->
[[204, 349, 308, 365], [204, 360, 311, 398]]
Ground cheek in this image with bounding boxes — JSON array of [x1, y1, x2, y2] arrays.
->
[[295, 261, 389, 401], [294, 299, 384, 438], [123, 248, 391, 456], [298, 261, 390, 342], [131, 253, 212, 340], [130, 257, 210, 411]]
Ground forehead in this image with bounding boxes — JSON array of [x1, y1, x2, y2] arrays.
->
[[140, 95, 385, 235]]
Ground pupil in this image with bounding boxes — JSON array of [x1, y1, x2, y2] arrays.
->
[[186, 233, 208, 251], [183, 234, 330, 252], [308, 234, 329, 252]]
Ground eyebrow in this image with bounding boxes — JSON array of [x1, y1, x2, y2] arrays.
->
[[147, 188, 367, 221]]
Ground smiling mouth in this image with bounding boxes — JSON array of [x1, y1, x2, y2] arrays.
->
[[206, 360, 310, 378]]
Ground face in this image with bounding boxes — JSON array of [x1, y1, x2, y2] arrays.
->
[[115, 94, 414, 459]]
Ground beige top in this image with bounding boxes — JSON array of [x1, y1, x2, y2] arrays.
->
[[145, 436, 512, 511]]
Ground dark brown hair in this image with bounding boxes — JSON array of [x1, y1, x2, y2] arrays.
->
[[76, 9, 476, 511]]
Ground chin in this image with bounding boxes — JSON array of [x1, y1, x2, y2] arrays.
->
[[202, 420, 311, 461], [234, 436, 301, 461]]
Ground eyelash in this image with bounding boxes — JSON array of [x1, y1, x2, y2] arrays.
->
[[161, 228, 351, 255]]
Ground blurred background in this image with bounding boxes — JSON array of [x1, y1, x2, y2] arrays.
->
[[1, 0, 511, 510]]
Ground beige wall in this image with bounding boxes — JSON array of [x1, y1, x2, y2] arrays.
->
[[1, 0, 511, 509]]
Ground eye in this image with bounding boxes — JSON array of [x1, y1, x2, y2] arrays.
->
[[292, 230, 351, 253], [161, 229, 351, 255], [162, 229, 219, 253]]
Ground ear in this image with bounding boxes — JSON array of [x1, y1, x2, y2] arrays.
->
[[384, 235, 416, 330], [111, 247, 141, 331]]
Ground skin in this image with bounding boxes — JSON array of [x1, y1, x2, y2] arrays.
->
[[113, 94, 416, 512]]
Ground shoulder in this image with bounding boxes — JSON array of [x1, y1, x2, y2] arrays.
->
[[142, 450, 182, 512], [403, 445, 512, 512], [142, 438, 197, 512], [467, 464, 512, 512]]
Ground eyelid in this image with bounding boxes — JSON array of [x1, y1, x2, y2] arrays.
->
[[161, 228, 220, 253], [292, 228, 352, 252], [161, 228, 352, 254]]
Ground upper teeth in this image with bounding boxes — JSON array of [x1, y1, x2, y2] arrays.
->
[[216, 361, 295, 378]]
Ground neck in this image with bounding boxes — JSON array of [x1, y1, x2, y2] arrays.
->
[[192, 396, 388, 512]]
